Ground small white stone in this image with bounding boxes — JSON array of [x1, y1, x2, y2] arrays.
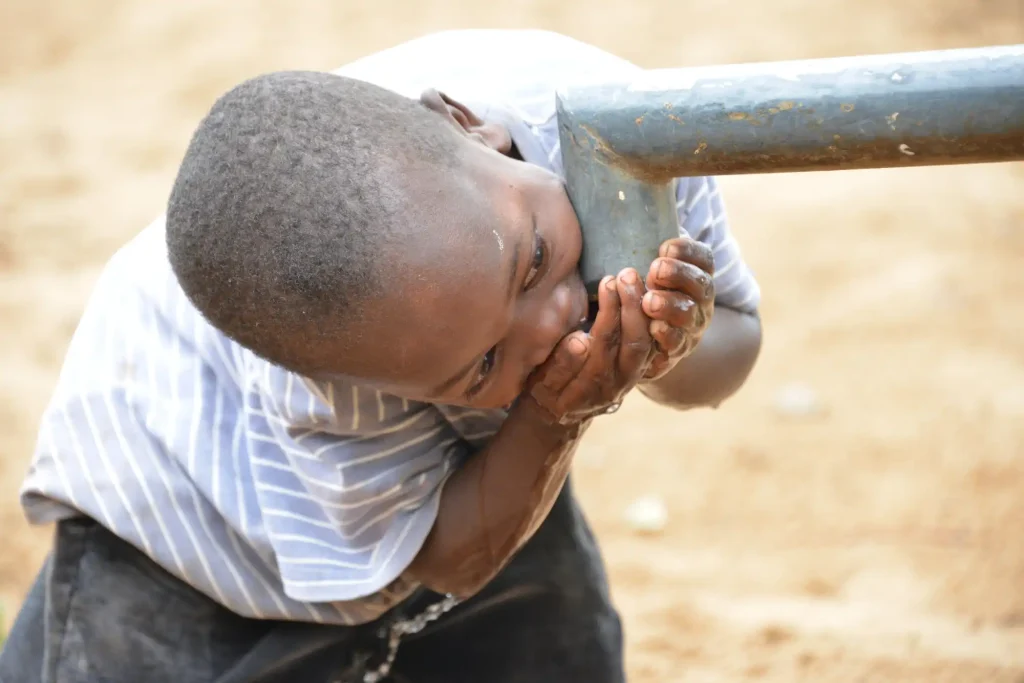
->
[[772, 382, 824, 418], [624, 495, 668, 534]]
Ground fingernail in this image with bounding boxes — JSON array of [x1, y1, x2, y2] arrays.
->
[[648, 294, 664, 312], [667, 244, 684, 260], [605, 277, 617, 292], [620, 269, 637, 285], [568, 337, 587, 355], [658, 259, 672, 280]]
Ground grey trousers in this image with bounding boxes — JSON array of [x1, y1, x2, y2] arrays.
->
[[0, 481, 625, 682]]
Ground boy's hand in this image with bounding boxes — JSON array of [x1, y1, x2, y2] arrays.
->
[[525, 269, 653, 425], [641, 236, 716, 381]]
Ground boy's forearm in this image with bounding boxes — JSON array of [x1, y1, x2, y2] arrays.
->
[[405, 397, 588, 597], [639, 306, 762, 410], [404, 308, 760, 596]]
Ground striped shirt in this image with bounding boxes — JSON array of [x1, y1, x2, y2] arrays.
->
[[19, 30, 761, 625]]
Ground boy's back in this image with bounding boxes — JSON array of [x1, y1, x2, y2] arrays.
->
[[5, 28, 761, 683]]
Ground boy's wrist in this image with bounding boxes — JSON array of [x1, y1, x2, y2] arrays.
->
[[507, 393, 591, 442], [406, 393, 589, 598]]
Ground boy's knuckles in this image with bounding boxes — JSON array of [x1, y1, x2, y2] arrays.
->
[[547, 349, 573, 371], [562, 352, 587, 373], [583, 370, 609, 392], [657, 261, 713, 300], [655, 326, 685, 353], [664, 299, 697, 327], [539, 372, 570, 394], [693, 305, 709, 331], [529, 383, 557, 405], [698, 245, 715, 272], [687, 242, 714, 270], [622, 336, 651, 356], [671, 238, 713, 266], [599, 326, 622, 349], [574, 374, 610, 404], [552, 368, 583, 392], [620, 284, 643, 302], [681, 261, 706, 284]]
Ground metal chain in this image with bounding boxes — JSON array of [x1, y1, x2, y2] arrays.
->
[[361, 593, 462, 683]]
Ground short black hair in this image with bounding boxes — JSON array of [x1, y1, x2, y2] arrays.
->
[[166, 70, 460, 375]]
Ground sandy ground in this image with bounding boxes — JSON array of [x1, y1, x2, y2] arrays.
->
[[2, 0, 1024, 680]]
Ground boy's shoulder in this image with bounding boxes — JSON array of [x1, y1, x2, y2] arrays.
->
[[335, 29, 641, 126]]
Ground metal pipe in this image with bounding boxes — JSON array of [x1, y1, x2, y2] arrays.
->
[[556, 45, 1024, 296], [557, 44, 1024, 178]]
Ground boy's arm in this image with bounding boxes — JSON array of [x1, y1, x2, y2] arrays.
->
[[639, 176, 763, 411], [638, 306, 761, 410], [409, 266, 655, 598], [257, 264, 649, 605], [405, 396, 586, 597], [409, 178, 762, 596]]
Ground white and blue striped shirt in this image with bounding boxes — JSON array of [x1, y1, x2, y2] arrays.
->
[[19, 30, 761, 625]]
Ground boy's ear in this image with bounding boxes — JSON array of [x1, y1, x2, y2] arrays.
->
[[419, 88, 512, 154]]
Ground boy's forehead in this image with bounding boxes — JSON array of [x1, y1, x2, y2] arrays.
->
[[344, 171, 529, 389], [403, 190, 520, 283], [358, 241, 511, 372]]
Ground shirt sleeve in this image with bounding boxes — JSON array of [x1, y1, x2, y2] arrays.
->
[[675, 176, 761, 313], [249, 366, 470, 604]]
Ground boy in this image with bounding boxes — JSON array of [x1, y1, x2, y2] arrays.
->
[[0, 29, 761, 682]]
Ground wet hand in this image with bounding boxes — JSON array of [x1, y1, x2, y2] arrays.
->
[[641, 236, 716, 381], [525, 269, 654, 425]]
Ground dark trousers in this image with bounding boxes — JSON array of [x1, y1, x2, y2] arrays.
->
[[0, 481, 625, 682]]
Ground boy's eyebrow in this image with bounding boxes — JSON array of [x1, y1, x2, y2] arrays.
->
[[504, 216, 535, 303], [505, 228, 522, 303]]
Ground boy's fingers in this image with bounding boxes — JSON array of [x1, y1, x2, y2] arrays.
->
[[532, 332, 590, 395], [658, 237, 715, 274], [586, 276, 621, 353], [647, 259, 714, 304], [643, 290, 700, 329], [557, 276, 621, 409], [615, 269, 653, 379], [643, 352, 673, 381], [650, 320, 686, 357]]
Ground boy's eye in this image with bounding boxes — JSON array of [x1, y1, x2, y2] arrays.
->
[[522, 232, 548, 291], [465, 346, 497, 399]]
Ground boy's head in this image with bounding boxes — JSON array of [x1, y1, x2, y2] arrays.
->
[[167, 71, 588, 409]]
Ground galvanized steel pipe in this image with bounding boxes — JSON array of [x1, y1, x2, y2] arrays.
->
[[556, 44, 1024, 296]]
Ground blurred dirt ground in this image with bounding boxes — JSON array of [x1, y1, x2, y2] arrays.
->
[[2, 0, 1023, 680]]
